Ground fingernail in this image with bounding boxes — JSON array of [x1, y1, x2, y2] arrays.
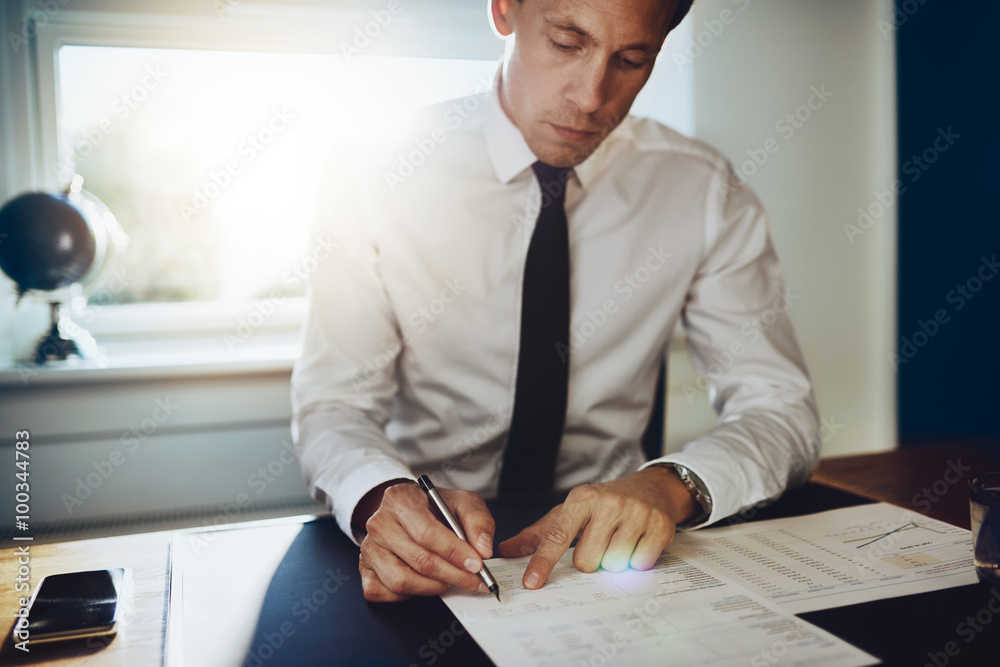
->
[[464, 558, 480, 573], [477, 535, 492, 555], [524, 571, 540, 589]]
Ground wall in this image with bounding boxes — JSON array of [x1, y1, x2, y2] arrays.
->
[[666, 0, 898, 458]]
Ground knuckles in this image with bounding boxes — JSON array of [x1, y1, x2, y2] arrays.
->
[[381, 481, 420, 508], [540, 521, 572, 548], [410, 548, 437, 577], [567, 483, 600, 504]]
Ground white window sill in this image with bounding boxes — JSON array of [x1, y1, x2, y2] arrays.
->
[[0, 298, 307, 387], [0, 331, 301, 388]]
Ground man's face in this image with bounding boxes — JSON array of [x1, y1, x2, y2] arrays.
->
[[492, 0, 679, 167]]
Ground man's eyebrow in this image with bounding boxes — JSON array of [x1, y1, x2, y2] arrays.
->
[[544, 15, 661, 54]]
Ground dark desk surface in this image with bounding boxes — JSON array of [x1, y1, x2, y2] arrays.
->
[[813, 441, 1000, 531]]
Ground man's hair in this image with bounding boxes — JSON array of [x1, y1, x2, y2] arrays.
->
[[513, 0, 695, 35], [666, 0, 695, 32]]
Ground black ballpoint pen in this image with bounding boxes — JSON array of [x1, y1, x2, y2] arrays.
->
[[417, 474, 501, 602]]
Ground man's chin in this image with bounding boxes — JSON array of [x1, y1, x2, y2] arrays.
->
[[531, 138, 604, 169]]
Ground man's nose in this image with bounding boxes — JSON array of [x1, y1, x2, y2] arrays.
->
[[566, 57, 608, 114]]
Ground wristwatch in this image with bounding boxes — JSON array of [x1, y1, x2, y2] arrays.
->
[[652, 462, 713, 528]]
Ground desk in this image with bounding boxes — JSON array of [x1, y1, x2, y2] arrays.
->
[[2, 445, 999, 666]]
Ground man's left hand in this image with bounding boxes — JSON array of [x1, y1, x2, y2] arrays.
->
[[497, 465, 697, 589]]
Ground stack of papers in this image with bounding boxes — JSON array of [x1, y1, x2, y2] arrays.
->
[[442, 503, 977, 666]]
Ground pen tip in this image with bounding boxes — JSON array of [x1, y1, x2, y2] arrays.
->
[[492, 586, 500, 603]]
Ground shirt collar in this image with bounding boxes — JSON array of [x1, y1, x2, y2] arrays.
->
[[483, 68, 634, 190]]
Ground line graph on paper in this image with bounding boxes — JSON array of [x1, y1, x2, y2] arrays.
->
[[670, 503, 977, 613], [847, 521, 948, 549]]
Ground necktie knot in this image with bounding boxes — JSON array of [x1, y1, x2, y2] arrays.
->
[[532, 161, 572, 208]]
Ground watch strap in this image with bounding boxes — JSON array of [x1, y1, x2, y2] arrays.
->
[[654, 462, 712, 528]]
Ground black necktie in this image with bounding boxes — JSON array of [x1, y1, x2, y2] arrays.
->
[[497, 161, 572, 497]]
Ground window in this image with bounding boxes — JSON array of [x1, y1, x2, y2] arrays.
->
[[56, 46, 500, 305]]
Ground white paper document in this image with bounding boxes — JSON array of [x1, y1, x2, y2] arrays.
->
[[442, 502, 976, 666], [442, 550, 877, 667], [670, 502, 977, 613]]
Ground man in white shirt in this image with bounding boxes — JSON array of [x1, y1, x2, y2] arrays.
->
[[292, 0, 821, 603]]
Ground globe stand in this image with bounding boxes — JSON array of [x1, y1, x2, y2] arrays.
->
[[34, 301, 98, 364]]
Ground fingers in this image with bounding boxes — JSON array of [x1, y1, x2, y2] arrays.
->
[[628, 528, 673, 571], [498, 505, 561, 558], [359, 553, 412, 603], [361, 537, 485, 601], [517, 481, 679, 589], [361, 482, 495, 601], [523, 497, 591, 589], [598, 522, 645, 573], [574, 509, 621, 573], [379, 483, 484, 571], [440, 488, 496, 558], [375, 510, 486, 590]]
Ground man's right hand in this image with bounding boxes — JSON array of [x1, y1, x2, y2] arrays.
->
[[355, 480, 496, 603]]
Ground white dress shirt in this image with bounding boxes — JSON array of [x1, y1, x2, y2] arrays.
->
[[291, 73, 821, 545]]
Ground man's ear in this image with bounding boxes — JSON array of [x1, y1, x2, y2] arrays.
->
[[489, 0, 516, 38]]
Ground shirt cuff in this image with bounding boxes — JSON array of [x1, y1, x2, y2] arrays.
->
[[313, 458, 417, 546]]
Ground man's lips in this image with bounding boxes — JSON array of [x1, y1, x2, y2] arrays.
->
[[549, 122, 600, 142]]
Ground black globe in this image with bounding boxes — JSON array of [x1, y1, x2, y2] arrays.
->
[[0, 192, 98, 296]]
